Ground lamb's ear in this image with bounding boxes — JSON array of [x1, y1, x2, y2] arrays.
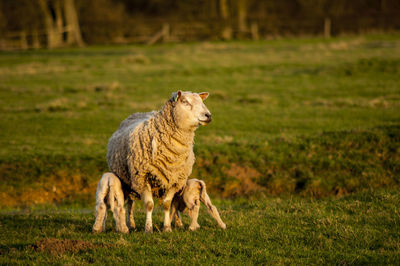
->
[[199, 180, 214, 211], [199, 92, 209, 101], [198, 180, 209, 206]]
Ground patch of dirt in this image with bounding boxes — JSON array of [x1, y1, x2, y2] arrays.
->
[[223, 164, 266, 197], [32, 238, 97, 255], [0, 170, 98, 208]]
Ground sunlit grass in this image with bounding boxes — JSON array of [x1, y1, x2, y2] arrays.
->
[[0, 190, 399, 264]]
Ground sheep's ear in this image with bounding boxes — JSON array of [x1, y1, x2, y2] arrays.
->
[[199, 92, 209, 101], [176, 90, 182, 102], [172, 90, 182, 102]]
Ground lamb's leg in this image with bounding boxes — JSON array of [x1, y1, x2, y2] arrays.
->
[[142, 185, 154, 233], [162, 188, 177, 232], [112, 185, 129, 234], [93, 200, 107, 233], [127, 198, 136, 230], [170, 199, 183, 228], [188, 203, 201, 231], [201, 190, 226, 229], [175, 211, 184, 228], [93, 177, 109, 233]]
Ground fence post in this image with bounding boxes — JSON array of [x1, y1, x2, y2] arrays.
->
[[20, 31, 28, 50], [0, 39, 5, 50], [32, 29, 41, 49], [251, 22, 259, 40], [324, 17, 331, 38], [162, 23, 170, 42]]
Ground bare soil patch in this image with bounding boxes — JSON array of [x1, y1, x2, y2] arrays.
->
[[0, 170, 97, 208], [32, 238, 98, 255], [223, 164, 266, 197]]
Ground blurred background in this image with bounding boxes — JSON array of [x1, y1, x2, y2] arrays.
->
[[1, 0, 400, 49]]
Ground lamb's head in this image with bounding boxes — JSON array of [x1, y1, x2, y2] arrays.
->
[[182, 179, 203, 209], [171, 91, 211, 129]]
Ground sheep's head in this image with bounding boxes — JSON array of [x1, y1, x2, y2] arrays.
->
[[171, 91, 211, 129]]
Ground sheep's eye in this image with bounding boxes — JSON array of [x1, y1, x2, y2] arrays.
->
[[182, 99, 190, 106]]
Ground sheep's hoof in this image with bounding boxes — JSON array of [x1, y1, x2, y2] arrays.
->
[[163, 226, 172, 232], [219, 223, 227, 230]]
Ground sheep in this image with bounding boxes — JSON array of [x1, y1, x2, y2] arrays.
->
[[107, 91, 211, 232], [92, 172, 129, 234], [170, 179, 226, 231]]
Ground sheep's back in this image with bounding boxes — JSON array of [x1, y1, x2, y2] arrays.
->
[[118, 112, 155, 130], [107, 111, 154, 186]]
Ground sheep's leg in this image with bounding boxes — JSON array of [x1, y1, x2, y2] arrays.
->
[[169, 200, 177, 224], [188, 203, 201, 231], [162, 189, 177, 232], [127, 199, 136, 230], [142, 186, 154, 233]]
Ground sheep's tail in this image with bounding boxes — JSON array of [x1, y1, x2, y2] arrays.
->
[[199, 180, 226, 229]]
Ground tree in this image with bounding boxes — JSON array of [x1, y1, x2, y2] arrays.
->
[[237, 0, 248, 37], [38, 0, 84, 48], [38, 0, 63, 48], [64, 0, 84, 46], [219, 0, 232, 39]]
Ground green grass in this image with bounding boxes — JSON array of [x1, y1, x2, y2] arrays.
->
[[0, 190, 399, 264]]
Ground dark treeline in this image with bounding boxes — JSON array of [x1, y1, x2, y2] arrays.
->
[[0, 0, 399, 48]]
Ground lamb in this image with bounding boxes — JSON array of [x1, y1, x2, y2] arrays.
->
[[107, 91, 211, 232], [170, 179, 226, 231], [92, 172, 129, 234], [123, 178, 226, 232]]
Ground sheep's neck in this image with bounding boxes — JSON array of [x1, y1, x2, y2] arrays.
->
[[154, 103, 195, 149]]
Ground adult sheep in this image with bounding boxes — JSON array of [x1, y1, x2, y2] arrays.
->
[[107, 91, 211, 232]]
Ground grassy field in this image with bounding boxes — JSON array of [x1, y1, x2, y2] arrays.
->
[[0, 190, 399, 264], [0, 34, 399, 263], [0, 34, 399, 206]]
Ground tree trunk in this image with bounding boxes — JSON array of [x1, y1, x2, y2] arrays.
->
[[219, 0, 232, 40], [237, 0, 248, 37], [208, 0, 218, 18], [54, 0, 63, 34], [64, 0, 84, 46], [38, 0, 63, 48]]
